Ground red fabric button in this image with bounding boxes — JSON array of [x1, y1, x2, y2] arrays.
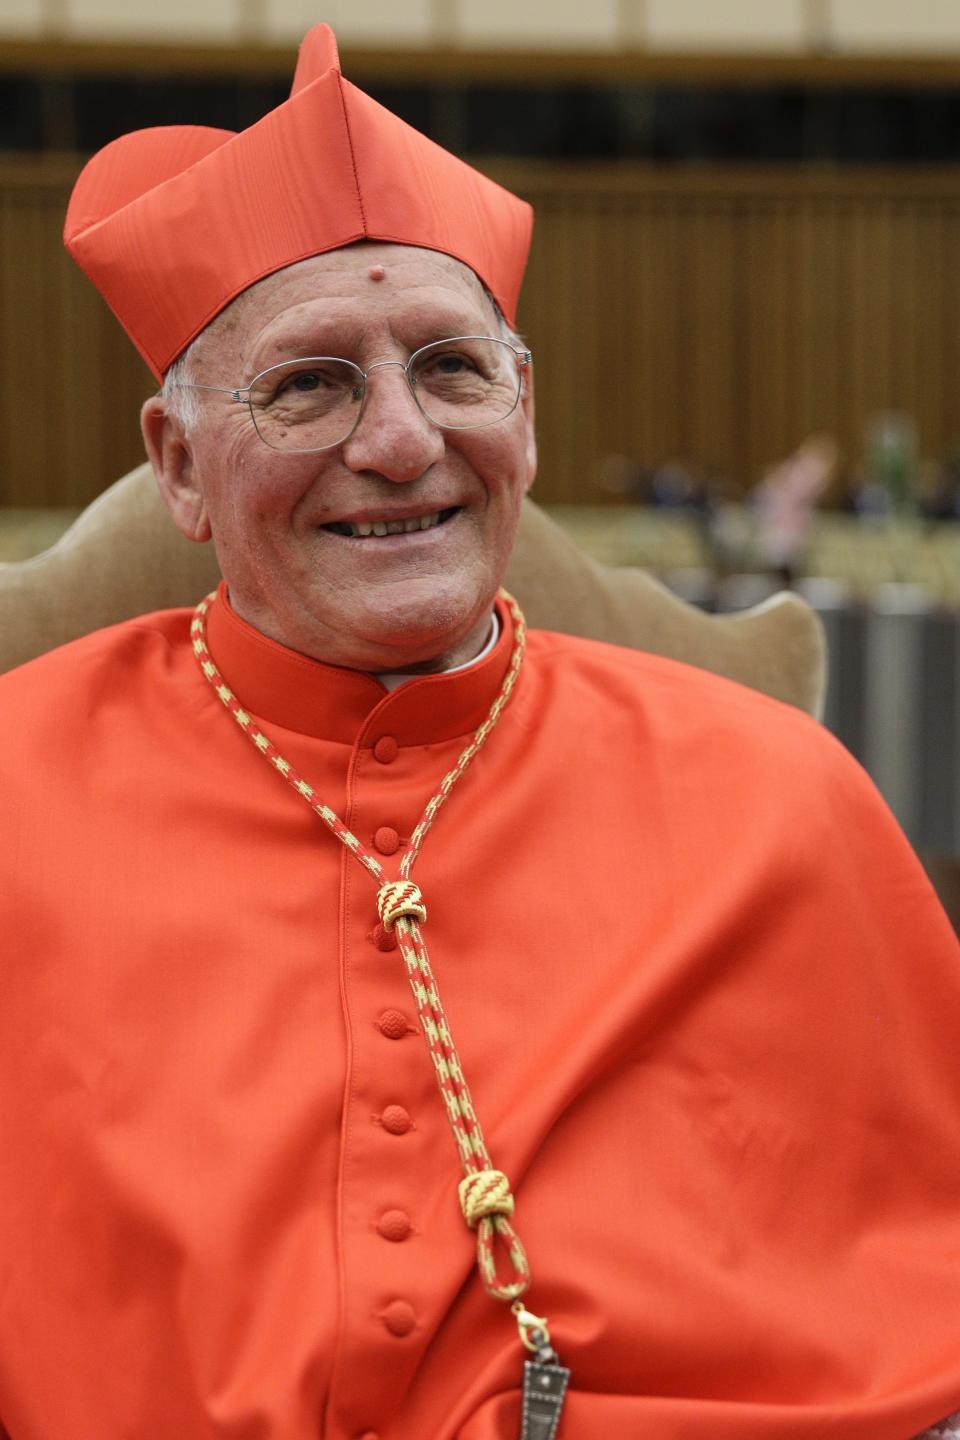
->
[[377, 1008, 409, 1040], [382, 1300, 417, 1337], [381, 1105, 413, 1135], [374, 825, 400, 855], [377, 1209, 412, 1242], [369, 922, 398, 952], [373, 736, 399, 764]]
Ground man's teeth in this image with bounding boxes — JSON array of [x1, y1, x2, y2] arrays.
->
[[336, 510, 447, 538]]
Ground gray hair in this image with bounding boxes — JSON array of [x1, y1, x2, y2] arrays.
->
[[481, 283, 523, 347], [161, 344, 201, 435]]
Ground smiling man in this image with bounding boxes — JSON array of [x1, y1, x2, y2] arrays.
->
[[2, 22, 960, 1440], [143, 244, 536, 674]]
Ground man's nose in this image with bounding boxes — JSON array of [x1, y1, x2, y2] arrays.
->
[[341, 362, 445, 482]]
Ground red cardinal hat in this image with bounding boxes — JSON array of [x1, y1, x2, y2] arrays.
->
[[64, 25, 533, 379]]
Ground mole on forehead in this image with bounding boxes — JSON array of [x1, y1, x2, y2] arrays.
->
[[368, 264, 387, 282]]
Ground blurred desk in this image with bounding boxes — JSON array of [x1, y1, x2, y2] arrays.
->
[[545, 504, 960, 604]]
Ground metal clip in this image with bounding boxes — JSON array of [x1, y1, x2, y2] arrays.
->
[[513, 1300, 570, 1438], [512, 1301, 552, 1353]]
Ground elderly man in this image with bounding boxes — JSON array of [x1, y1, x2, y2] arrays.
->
[[1, 24, 959, 1440]]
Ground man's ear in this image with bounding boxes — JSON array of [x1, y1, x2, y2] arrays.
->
[[520, 362, 537, 493], [140, 395, 212, 543]]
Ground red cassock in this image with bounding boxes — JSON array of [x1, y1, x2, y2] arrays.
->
[[1, 588, 959, 1439]]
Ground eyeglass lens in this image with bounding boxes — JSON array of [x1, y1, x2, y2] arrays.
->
[[247, 337, 523, 452]]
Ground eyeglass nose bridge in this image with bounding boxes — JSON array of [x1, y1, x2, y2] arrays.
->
[[364, 358, 409, 378], [352, 356, 426, 427], [362, 357, 422, 398]]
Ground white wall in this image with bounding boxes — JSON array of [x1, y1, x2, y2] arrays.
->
[[829, 0, 960, 52], [6, 0, 960, 54], [646, 0, 808, 52]]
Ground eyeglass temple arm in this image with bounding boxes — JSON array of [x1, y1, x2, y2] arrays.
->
[[174, 383, 250, 402]]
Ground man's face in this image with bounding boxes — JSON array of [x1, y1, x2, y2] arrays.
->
[[143, 244, 536, 672]]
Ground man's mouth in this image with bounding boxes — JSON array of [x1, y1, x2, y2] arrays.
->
[[322, 506, 460, 539]]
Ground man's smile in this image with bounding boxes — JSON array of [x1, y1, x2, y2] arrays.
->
[[320, 505, 461, 539]]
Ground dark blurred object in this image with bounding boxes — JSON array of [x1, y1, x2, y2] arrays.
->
[[916, 447, 960, 522], [593, 453, 653, 503], [6, 69, 960, 163], [594, 454, 711, 512]]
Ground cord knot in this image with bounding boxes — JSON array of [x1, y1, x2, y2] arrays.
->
[[458, 1169, 516, 1228], [377, 879, 427, 931]]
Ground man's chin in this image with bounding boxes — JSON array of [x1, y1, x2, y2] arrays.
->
[[327, 580, 497, 674], [233, 562, 499, 672]]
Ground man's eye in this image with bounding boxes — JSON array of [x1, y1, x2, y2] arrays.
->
[[282, 370, 331, 393], [272, 368, 344, 400], [422, 352, 478, 379]]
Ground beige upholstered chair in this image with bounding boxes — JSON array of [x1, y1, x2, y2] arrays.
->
[[0, 462, 826, 717]]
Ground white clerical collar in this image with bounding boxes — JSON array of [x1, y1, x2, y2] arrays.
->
[[375, 610, 501, 692]]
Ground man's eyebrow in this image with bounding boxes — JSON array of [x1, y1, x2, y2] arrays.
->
[[397, 302, 506, 346], [244, 320, 368, 369]]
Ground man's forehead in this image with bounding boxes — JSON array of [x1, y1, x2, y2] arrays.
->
[[199, 243, 491, 361]]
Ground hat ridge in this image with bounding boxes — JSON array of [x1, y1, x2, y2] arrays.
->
[[335, 71, 369, 234], [64, 126, 235, 246], [291, 22, 342, 95]]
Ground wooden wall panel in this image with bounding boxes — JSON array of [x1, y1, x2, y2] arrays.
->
[[501, 165, 960, 503], [792, 200, 846, 449], [0, 158, 154, 509], [5, 157, 960, 508]]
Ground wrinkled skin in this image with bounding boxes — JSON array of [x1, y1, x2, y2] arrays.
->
[[142, 244, 537, 673]]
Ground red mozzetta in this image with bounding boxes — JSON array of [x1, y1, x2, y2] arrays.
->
[[0, 591, 959, 1437]]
